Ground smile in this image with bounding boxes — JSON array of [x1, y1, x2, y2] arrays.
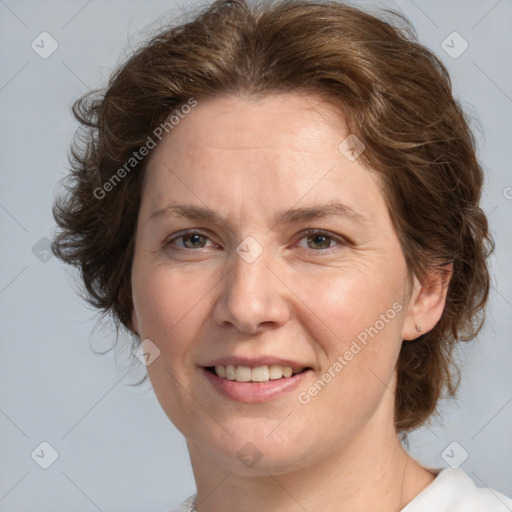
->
[[202, 364, 312, 403], [208, 364, 307, 382]]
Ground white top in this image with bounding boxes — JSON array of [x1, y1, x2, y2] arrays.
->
[[169, 469, 512, 512]]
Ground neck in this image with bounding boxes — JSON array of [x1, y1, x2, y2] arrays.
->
[[187, 420, 435, 512]]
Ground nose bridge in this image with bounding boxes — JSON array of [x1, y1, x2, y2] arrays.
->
[[213, 242, 289, 333]]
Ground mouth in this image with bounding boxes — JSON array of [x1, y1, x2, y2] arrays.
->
[[205, 364, 311, 382], [201, 363, 313, 403]]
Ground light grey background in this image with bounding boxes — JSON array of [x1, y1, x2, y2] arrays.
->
[[0, 0, 511, 511]]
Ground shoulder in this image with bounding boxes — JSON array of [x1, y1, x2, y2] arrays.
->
[[168, 494, 196, 512], [402, 468, 512, 512]]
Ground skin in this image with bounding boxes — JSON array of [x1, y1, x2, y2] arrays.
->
[[130, 93, 451, 512]]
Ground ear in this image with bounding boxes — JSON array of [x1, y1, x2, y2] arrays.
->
[[131, 307, 140, 337], [402, 264, 453, 341]]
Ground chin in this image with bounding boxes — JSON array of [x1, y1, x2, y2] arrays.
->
[[188, 420, 321, 476]]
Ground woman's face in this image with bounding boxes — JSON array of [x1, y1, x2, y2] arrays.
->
[[131, 93, 415, 474]]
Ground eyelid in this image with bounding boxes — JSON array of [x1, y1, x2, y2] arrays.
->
[[164, 228, 349, 252], [295, 229, 348, 252], [165, 229, 217, 249]]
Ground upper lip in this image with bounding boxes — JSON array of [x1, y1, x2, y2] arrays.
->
[[201, 356, 311, 372]]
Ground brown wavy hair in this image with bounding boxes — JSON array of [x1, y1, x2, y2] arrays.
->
[[52, 0, 493, 433]]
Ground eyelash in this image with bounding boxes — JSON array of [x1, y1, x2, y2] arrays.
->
[[165, 230, 216, 251], [164, 229, 348, 254], [297, 229, 347, 253]]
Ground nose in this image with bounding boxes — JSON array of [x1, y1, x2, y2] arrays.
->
[[212, 248, 291, 334]]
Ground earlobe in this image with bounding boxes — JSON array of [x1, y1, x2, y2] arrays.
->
[[402, 264, 453, 341]]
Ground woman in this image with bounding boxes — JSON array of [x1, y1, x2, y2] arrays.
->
[[52, 0, 511, 510]]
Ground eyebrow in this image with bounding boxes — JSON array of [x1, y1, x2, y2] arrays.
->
[[148, 201, 369, 227], [274, 202, 369, 226]]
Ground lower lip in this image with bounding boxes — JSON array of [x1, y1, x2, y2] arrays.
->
[[202, 368, 311, 403]]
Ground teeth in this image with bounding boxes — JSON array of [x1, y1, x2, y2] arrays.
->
[[235, 366, 252, 382], [282, 366, 293, 378], [269, 365, 284, 379], [213, 364, 300, 382], [252, 366, 269, 382], [225, 365, 236, 380]]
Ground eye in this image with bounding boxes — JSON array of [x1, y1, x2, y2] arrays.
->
[[166, 231, 215, 250], [296, 230, 344, 252]]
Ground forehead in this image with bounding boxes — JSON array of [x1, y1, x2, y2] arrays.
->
[[150, 92, 347, 163], [140, 92, 387, 225]]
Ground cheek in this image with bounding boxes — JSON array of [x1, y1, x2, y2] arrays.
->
[[292, 275, 404, 440], [132, 264, 217, 430], [132, 262, 216, 341], [289, 261, 405, 347], [290, 263, 405, 404]]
